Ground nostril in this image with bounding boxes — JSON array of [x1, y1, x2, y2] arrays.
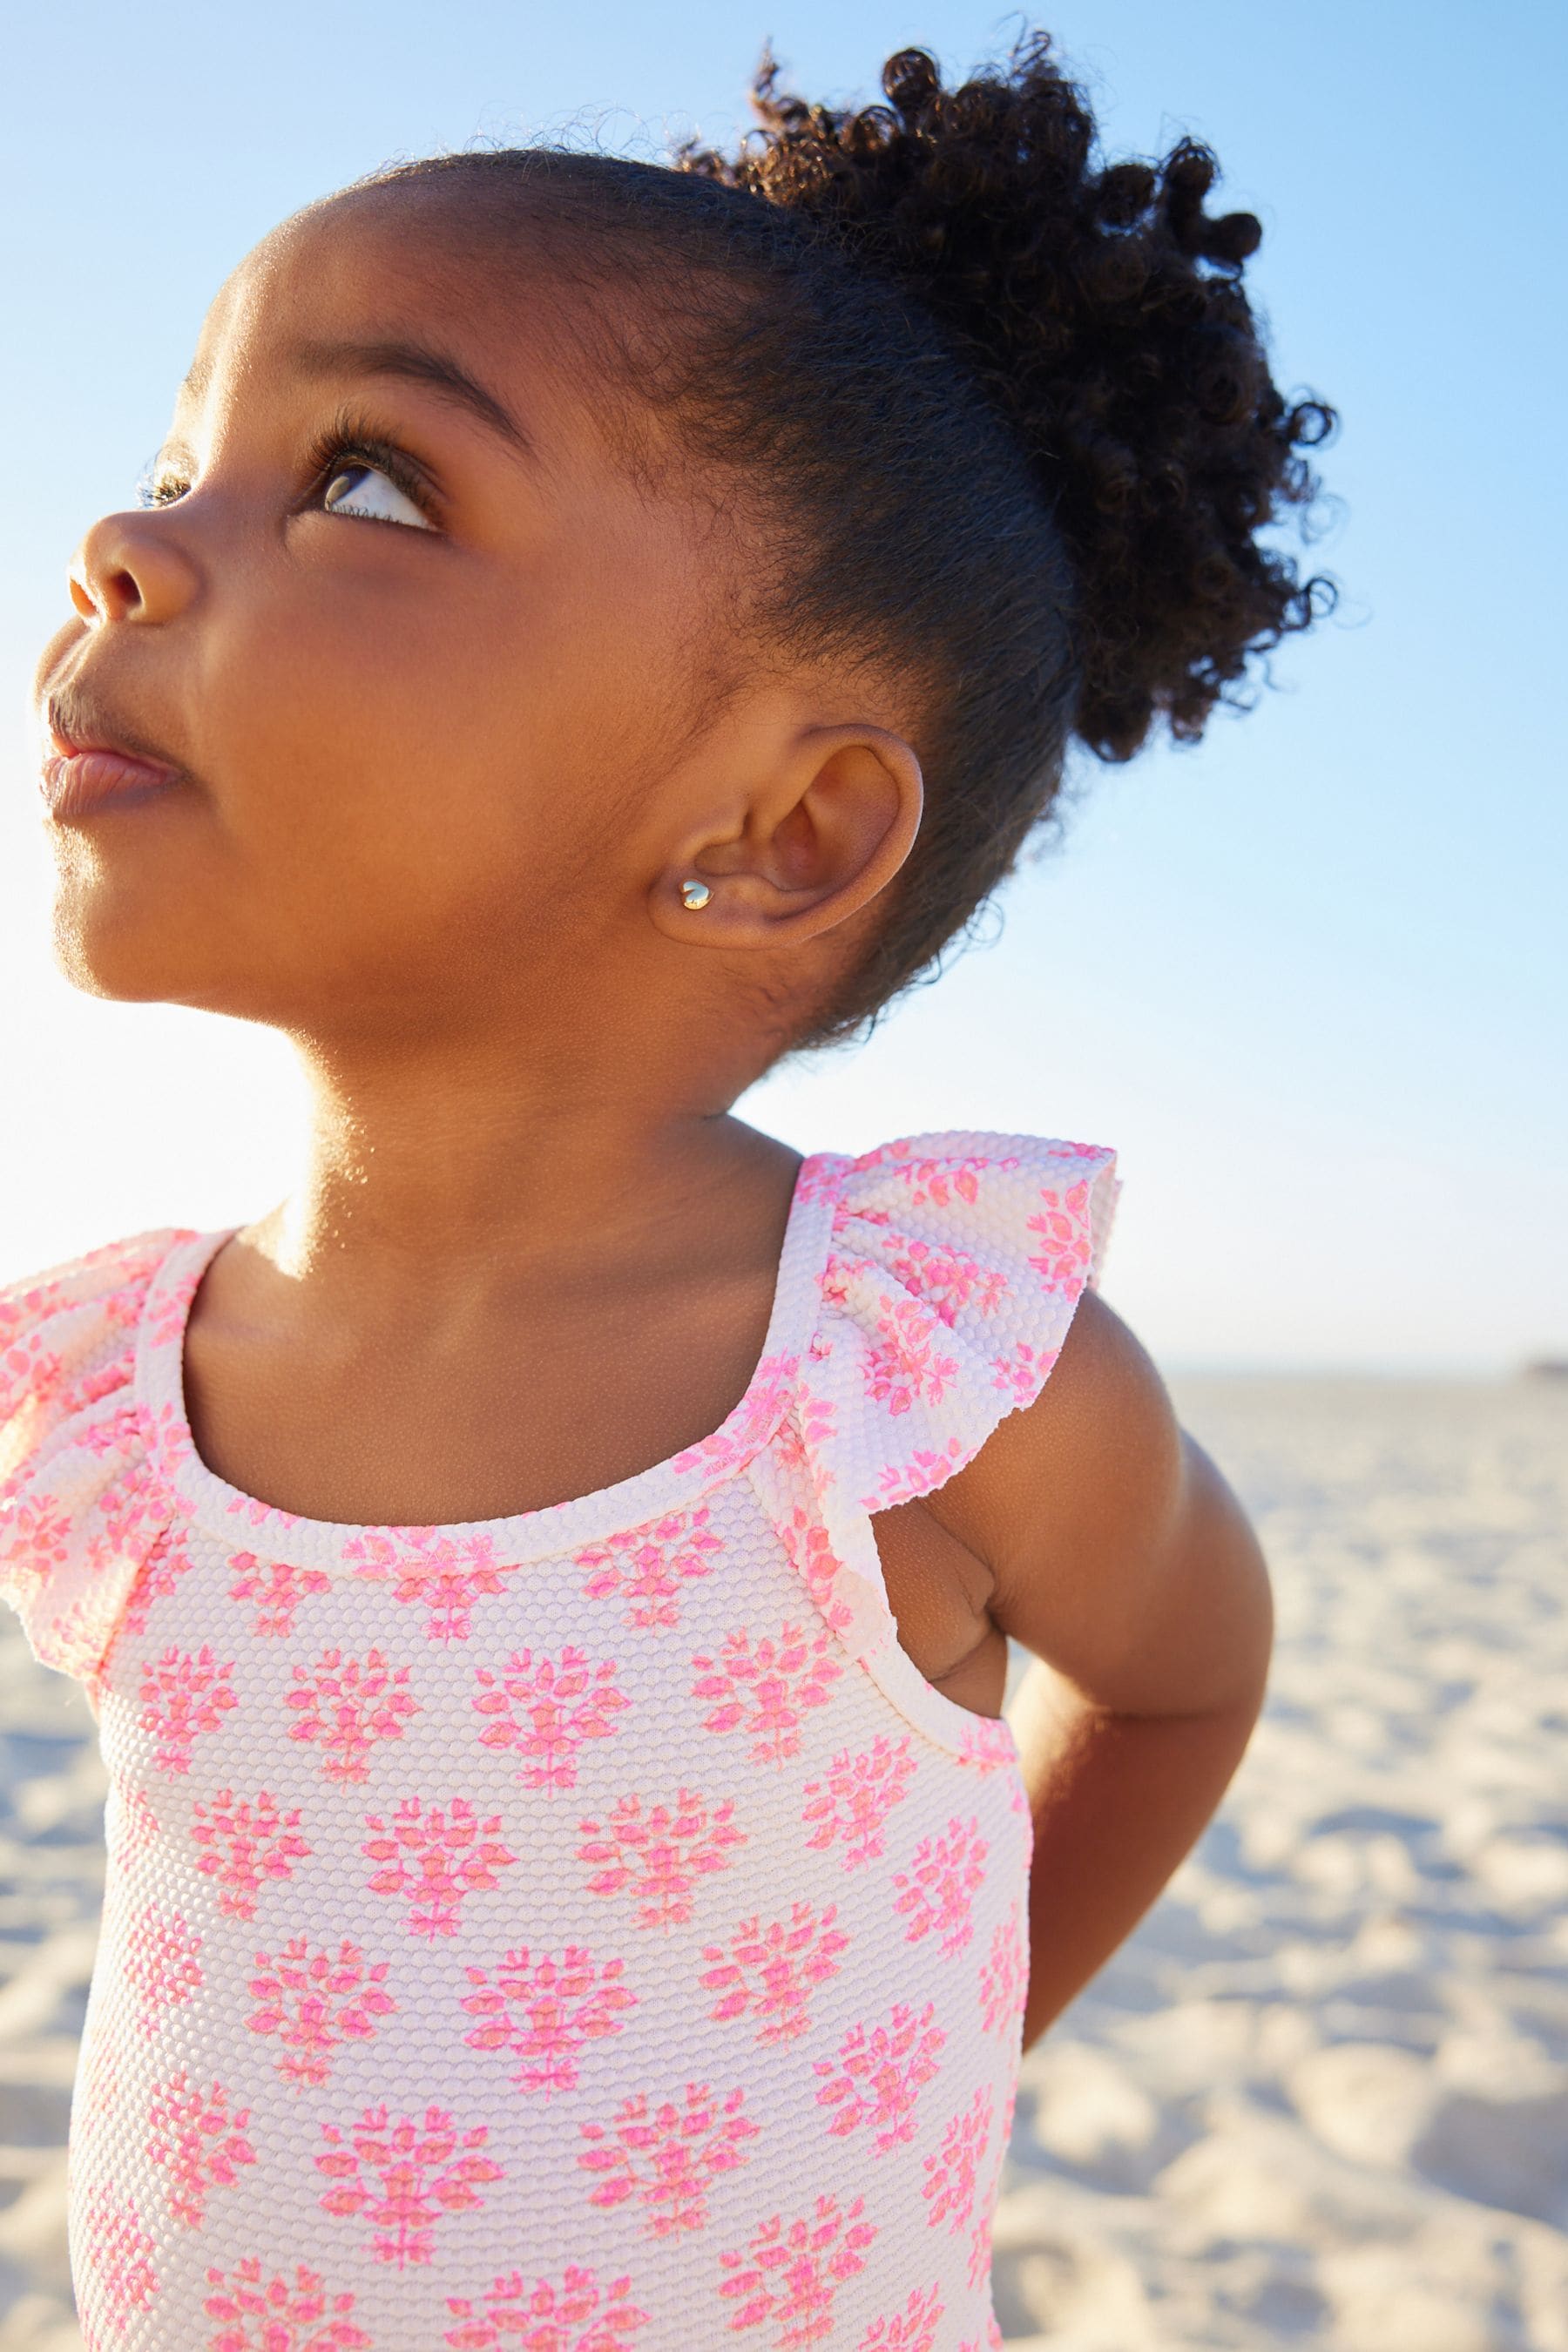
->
[[69, 575, 99, 621]]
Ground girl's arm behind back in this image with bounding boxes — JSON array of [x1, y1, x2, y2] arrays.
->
[[919, 1290, 1275, 2050]]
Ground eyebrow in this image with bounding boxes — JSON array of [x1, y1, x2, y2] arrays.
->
[[179, 337, 535, 459]]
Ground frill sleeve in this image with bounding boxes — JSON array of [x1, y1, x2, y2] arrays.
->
[[751, 1132, 1121, 1704], [0, 1230, 188, 1685]]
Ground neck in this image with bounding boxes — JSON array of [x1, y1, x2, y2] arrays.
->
[[243, 1018, 796, 1321]]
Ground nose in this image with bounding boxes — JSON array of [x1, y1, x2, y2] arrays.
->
[[69, 510, 200, 627]]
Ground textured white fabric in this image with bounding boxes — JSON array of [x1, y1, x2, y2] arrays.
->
[[0, 1132, 1119, 2352]]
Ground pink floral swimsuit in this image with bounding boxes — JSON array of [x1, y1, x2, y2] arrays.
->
[[0, 1130, 1119, 2352]]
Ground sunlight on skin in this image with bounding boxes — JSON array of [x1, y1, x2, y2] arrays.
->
[[33, 177, 936, 1434], [31, 175, 934, 1523]]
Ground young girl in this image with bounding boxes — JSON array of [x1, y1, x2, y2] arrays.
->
[[5, 31, 1330, 2351]]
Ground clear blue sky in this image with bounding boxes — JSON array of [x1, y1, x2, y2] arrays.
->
[[2, 1, 1563, 1373]]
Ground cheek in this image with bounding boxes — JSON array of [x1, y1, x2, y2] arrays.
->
[[227, 584, 610, 951], [47, 563, 629, 1017], [214, 542, 684, 924]]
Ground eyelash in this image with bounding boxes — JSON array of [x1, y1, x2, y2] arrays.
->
[[138, 409, 442, 527]]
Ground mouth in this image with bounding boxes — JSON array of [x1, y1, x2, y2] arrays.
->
[[38, 687, 188, 822]]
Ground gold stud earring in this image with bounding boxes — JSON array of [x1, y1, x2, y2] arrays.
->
[[680, 877, 712, 911]]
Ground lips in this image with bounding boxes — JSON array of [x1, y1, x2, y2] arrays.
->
[[38, 688, 186, 822]]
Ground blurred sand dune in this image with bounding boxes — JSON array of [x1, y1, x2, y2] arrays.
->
[[2, 1375, 1565, 2349]]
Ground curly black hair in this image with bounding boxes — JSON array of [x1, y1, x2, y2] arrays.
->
[[366, 30, 1335, 1044]]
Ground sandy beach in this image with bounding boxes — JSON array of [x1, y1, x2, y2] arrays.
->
[[3, 1374, 1565, 2349]]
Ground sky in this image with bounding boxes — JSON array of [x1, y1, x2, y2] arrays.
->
[[1, 0, 1563, 1375]]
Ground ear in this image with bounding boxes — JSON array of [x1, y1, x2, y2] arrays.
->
[[647, 723, 923, 950]]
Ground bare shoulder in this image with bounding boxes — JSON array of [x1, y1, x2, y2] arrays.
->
[[923, 1290, 1274, 1716]]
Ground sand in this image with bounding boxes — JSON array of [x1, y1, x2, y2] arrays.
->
[[3, 1375, 1565, 2349]]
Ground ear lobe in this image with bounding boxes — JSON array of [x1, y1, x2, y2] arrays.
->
[[648, 723, 923, 952]]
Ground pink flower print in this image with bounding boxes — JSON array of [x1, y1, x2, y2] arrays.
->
[[85, 1461, 171, 1585], [1025, 1178, 1093, 1288], [578, 1787, 746, 1929], [146, 2070, 257, 2225], [57, 1589, 125, 1694], [798, 1386, 837, 1447], [444, 2265, 652, 2350], [872, 1442, 967, 1510], [78, 2180, 158, 2328], [202, 2257, 371, 2350], [473, 1646, 629, 1792], [791, 1156, 844, 1207], [246, 1935, 396, 2088], [817, 1256, 852, 1319], [578, 2081, 757, 2235], [139, 1643, 239, 1774], [344, 1526, 515, 1642], [700, 1902, 848, 2043], [772, 1417, 808, 1474], [892, 1815, 988, 1957], [690, 1623, 841, 1767], [315, 2102, 504, 2269], [978, 1903, 1029, 2038], [224, 1490, 301, 1535], [862, 1298, 959, 1418], [922, 2085, 994, 2240], [855, 2282, 945, 2352], [145, 1266, 203, 1348], [1, 1324, 61, 1430], [964, 2082, 1014, 2289], [0, 1275, 46, 1332], [811, 2001, 945, 2151], [75, 1355, 139, 1423], [228, 1550, 331, 1638], [717, 2192, 877, 2345], [990, 1339, 1058, 1408], [577, 1506, 724, 1632], [190, 1787, 312, 1918], [886, 1239, 1006, 1328], [953, 1710, 1019, 1778], [125, 1901, 203, 2031], [801, 1735, 916, 1870], [871, 1147, 1015, 1208], [120, 1521, 198, 1637], [362, 1797, 517, 1938], [341, 1533, 409, 1571], [75, 1395, 143, 1459], [110, 1778, 160, 1872], [287, 1647, 420, 1782], [460, 1945, 637, 2096], [774, 1388, 837, 1476], [69, 1355, 142, 1420], [778, 1511, 854, 1637], [671, 1353, 799, 1477], [3, 1495, 71, 1578], [905, 1158, 983, 1206]]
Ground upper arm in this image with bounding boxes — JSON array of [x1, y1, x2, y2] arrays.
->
[[923, 1288, 1274, 1718]]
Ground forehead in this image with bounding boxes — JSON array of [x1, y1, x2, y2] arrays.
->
[[183, 183, 600, 438]]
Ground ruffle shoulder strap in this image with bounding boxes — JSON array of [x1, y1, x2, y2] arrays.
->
[[753, 1133, 1120, 1707], [0, 1229, 190, 1683], [802, 1131, 1121, 1504]]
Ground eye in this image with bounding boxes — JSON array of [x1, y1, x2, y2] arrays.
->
[[321, 460, 433, 531], [133, 414, 443, 529]]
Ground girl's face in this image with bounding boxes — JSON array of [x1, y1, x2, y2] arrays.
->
[[30, 187, 773, 1044]]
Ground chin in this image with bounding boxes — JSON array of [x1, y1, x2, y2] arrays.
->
[[51, 901, 193, 1005], [48, 848, 227, 1009]]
